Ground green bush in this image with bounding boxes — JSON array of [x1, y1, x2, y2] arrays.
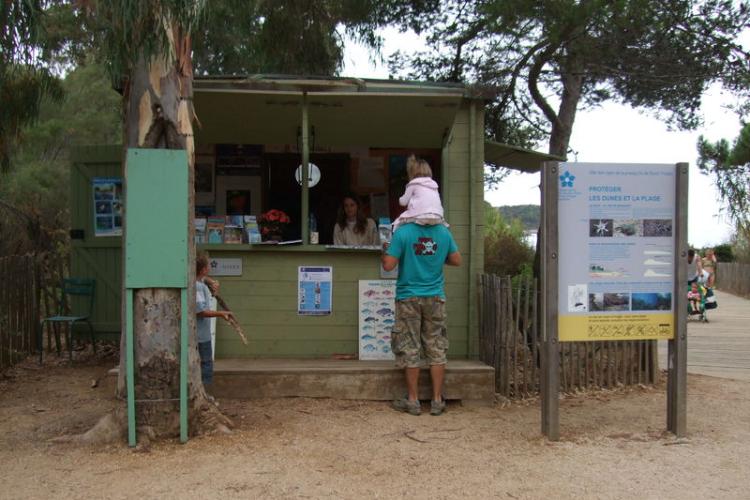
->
[[711, 243, 734, 262], [483, 201, 535, 277]]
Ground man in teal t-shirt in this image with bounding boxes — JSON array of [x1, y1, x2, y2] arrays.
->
[[382, 223, 461, 416]]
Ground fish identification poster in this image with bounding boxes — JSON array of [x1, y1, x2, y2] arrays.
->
[[358, 280, 396, 360]]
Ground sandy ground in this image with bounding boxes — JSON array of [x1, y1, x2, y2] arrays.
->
[[1, 356, 749, 500]]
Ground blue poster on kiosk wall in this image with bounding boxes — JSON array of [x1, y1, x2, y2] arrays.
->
[[298, 266, 332, 315]]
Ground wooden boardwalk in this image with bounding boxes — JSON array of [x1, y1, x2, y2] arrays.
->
[[659, 289, 750, 381]]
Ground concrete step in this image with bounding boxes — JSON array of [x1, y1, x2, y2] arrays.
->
[[107, 359, 496, 402], [212, 359, 495, 402]]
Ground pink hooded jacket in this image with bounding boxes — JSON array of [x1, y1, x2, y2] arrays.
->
[[397, 177, 444, 220]]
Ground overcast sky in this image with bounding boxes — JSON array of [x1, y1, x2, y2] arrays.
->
[[342, 28, 742, 248]]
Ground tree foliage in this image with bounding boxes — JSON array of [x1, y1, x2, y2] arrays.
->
[[698, 122, 750, 256], [483, 201, 534, 276], [389, 0, 750, 158], [0, 63, 122, 257], [193, 0, 385, 76], [0, 1, 64, 170], [496, 204, 540, 230], [698, 123, 750, 224]]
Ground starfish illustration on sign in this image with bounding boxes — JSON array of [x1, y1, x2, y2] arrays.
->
[[594, 220, 610, 235], [559, 170, 575, 187]]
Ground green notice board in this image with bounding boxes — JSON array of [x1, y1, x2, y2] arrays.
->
[[125, 148, 189, 288]]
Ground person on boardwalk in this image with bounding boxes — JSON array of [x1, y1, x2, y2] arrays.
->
[[702, 248, 717, 287], [687, 282, 703, 312], [196, 254, 234, 393], [687, 249, 703, 284], [392, 155, 448, 232], [381, 219, 461, 416]]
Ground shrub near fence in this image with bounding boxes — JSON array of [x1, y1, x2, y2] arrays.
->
[[0, 255, 41, 371], [717, 262, 750, 297], [478, 274, 657, 399]]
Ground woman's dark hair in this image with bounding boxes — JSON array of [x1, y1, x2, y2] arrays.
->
[[336, 193, 368, 234]]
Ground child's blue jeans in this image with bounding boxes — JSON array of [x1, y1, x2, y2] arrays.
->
[[198, 341, 213, 385]]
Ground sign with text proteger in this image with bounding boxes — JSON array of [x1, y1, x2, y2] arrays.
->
[[557, 163, 676, 341]]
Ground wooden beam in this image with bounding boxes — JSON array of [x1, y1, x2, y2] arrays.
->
[[301, 92, 310, 243], [541, 161, 560, 441], [668, 162, 689, 436]]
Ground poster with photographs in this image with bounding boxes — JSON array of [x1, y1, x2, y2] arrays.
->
[[358, 280, 396, 360], [557, 163, 677, 342], [93, 177, 123, 236]]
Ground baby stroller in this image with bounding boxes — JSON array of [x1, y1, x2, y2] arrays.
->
[[699, 270, 718, 315], [687, 271, 716, 322]]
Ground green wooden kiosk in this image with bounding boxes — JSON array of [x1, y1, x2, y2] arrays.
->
[[70, 75, 557, 400]]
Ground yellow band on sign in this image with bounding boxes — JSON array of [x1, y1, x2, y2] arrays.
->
[[559, 313, 674, 342]]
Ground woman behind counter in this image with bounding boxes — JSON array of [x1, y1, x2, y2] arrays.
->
[[333, 194, 378, 246]]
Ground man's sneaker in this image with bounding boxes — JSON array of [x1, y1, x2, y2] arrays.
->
[[392, 398, 421, 416], [430, 399, 446, 416]]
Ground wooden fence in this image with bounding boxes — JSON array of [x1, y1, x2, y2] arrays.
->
[[717, 262, 750, 297], [0, 254, 41, 371], [478, 274, 658, 399]]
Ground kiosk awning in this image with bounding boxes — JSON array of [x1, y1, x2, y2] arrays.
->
[[193, 76, 466, 149], [484, 140, 564, 173]]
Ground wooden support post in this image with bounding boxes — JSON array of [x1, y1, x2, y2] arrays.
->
[[468, 102, 478, 359], [541, 162, 560, 441], [301, 92, 310, 244], [668, 162, 689, 436]]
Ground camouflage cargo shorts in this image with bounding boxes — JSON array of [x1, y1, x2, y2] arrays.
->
[[390, 297, 448, 368]]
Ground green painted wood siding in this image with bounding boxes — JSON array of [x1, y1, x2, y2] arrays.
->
[[70, 146, 123, 339], [207, 250, 470, 358], [69, 99, 485, 358], [441, 102, 485, 359]]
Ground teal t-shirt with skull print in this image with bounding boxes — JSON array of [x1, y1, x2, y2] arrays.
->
[[386, 223, 458, 300]]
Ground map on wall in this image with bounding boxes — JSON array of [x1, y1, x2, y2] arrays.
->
[[358, 280, 396, 360]]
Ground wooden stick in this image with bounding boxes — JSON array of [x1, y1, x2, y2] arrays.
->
[[212, 293, 249, 345]]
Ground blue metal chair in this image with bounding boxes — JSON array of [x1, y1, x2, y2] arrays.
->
[[40, 278, 96, 362]]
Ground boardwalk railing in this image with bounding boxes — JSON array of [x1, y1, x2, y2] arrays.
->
[[0, 254, 42, 371], [717, 262, 750, 297], [478, 274, 657, 398]]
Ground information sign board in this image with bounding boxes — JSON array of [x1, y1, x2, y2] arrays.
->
[[557, 163, 676, 341]]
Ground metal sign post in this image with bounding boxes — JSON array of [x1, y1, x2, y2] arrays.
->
[[124, 148, 190, 447]]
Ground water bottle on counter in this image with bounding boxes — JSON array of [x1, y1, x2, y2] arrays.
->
[[378, 217, 392, 246], [378, 217, 398, 278], [309, 213, 319, 244]]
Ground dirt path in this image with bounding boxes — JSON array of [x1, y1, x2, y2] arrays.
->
[[1, 358, 749, 499]]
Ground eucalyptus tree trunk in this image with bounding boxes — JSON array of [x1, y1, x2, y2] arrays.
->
[[111, 31, 230, 440]]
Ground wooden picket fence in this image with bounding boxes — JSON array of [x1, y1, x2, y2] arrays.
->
[[478, 274, 658, 398], [0, 254, 42, 371], [716, 262, 750, 297]]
